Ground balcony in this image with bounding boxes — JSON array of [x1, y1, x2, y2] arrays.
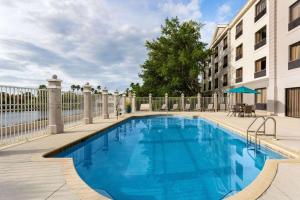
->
[[254, 69, 266, 78], [254, 8, 266, 22], [236, 77, 243, 83], [235, 54, 242, 61], [235, 31, 243, 39], [288, 59, 300, 70], [254, 38, 266, 50], [288, 17, 300, 31]]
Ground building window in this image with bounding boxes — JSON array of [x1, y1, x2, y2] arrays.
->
[[203, 83, 206, 92], [289, 41, 300, 70], [223, 74, 228, 86], [214, 48, 218, 58], [223, 37, 228, 50], [255, 57, 267, 78], [236, 93, 243, 104], [255, 88, 267, 110], [255, 26, 267, 50], [289, 0, 300, 31], [208, 81, 212, 90], [223, 55, 228, 68], [215, 63, 219, 73], [214, 78, 219, 89], [236, 44, 243, 61], [236, 20, 243, 39], [208, 68, 212, 77], [255, 0, 267, 22], [236, 68, 243, 83]]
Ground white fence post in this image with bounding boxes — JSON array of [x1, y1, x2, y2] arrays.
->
[[132, 93, 136, 113], [214, 93, 218, 112], [48, 75, 63, 134], [83, 83, 92, 124], [114, 90, 119, 116], [181, 93, 185, 111], [165, 93, 168, 110], [102, 87, 109, 119], [149, 93, 152, 112], [197, 93, 201, 110], [122, 94, 126, 114]]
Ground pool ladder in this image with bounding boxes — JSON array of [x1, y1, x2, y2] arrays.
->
[[247, 116, 277, 150]]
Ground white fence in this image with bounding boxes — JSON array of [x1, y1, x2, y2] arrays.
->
[[0, 85, 48, 146]]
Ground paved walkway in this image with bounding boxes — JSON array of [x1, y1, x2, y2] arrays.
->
[[0, 112, 299, 200]]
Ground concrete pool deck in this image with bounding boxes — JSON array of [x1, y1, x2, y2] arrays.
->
[[0, 112, 299, 200]]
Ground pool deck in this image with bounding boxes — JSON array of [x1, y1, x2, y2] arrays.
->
[[0, 112, 300, 200]]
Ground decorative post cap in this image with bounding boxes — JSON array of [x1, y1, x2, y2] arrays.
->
[[102, 87, 108, 94], [122, 93, 126, 97], [165, 93, 168, 96], [83, 82, 92, 92], [52, 74, 57, 79], [181, 93, 184, 96]]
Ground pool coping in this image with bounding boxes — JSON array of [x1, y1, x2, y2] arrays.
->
[[37, 112, 300, 200]]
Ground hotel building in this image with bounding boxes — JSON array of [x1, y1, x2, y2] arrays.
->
[[202, 0, 300, 118]]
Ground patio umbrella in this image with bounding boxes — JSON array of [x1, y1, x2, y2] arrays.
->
[[225, 86, 259, 94]]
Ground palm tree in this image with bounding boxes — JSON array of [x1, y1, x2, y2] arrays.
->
[[97, 85, 101, 91], [38, 85, 47, 89], [71, 85, 76, 92]]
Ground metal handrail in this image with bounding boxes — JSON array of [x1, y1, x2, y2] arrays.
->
[[247, 116, 266, 144], [254, 117, 277, 150]]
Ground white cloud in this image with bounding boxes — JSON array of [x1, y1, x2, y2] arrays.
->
[[160, 0, 201, 21], [0, 0, 205, 91]]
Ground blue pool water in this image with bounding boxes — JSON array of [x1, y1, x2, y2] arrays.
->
[[56, 116, 283, 200]]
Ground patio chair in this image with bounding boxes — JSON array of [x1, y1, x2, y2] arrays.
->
[[140, 104, 150, 111], [244, 105, 253, 117], [194, 103, 201, 111], [206, 104, 214, 112], [170, 104, 179, 111], [160, 104, 168, 111], [184, 104, 191, 111]]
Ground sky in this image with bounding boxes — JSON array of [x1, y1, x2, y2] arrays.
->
[[0, 0, 247, 91]]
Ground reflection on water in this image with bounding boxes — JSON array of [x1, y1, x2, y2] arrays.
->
[[57, 116, 283, 200]]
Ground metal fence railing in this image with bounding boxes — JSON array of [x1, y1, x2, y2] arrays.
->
[[62, 91, 84, 128], [92, 94, 102, 119], [168, 97, 181, 111], [136, 97, 149, 111], [152, 97, 165, 111], [0, 85, 48, 146]]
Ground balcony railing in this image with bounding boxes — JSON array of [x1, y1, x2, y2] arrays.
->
[[289, 17, 300, 31], [235, 31, 243, 39], [254, 38, 266, 50], [288, 59, 300, 70], [236, 77, 243, 83], [236, 54, 243, 61], [255, 8, 266, 22], [254, 69, 266, 78]]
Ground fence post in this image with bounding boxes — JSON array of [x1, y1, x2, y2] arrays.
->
[[102, 87, 109, 119], [48, 75, 63, 134], [214, 93, 218, 112], [181, 93, 185, 111], [114, 90, 119, 116], [149, 93, 152, 111], [83, 83, 93, 124], [197, 93, 201, 110], [122, 94, 126, 114], [165, 93, 168, 110], [132, 93, 136, 113]]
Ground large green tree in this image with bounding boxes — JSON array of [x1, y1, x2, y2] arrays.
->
[[133, 17, 210, 96]]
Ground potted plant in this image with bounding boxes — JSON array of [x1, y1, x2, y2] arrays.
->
[[125, 101, 132, 113]]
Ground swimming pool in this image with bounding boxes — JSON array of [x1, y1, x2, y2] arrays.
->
[[56, 116, 283, 200]]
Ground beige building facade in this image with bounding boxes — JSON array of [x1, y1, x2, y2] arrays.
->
[[202, 0, 300, 118]]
